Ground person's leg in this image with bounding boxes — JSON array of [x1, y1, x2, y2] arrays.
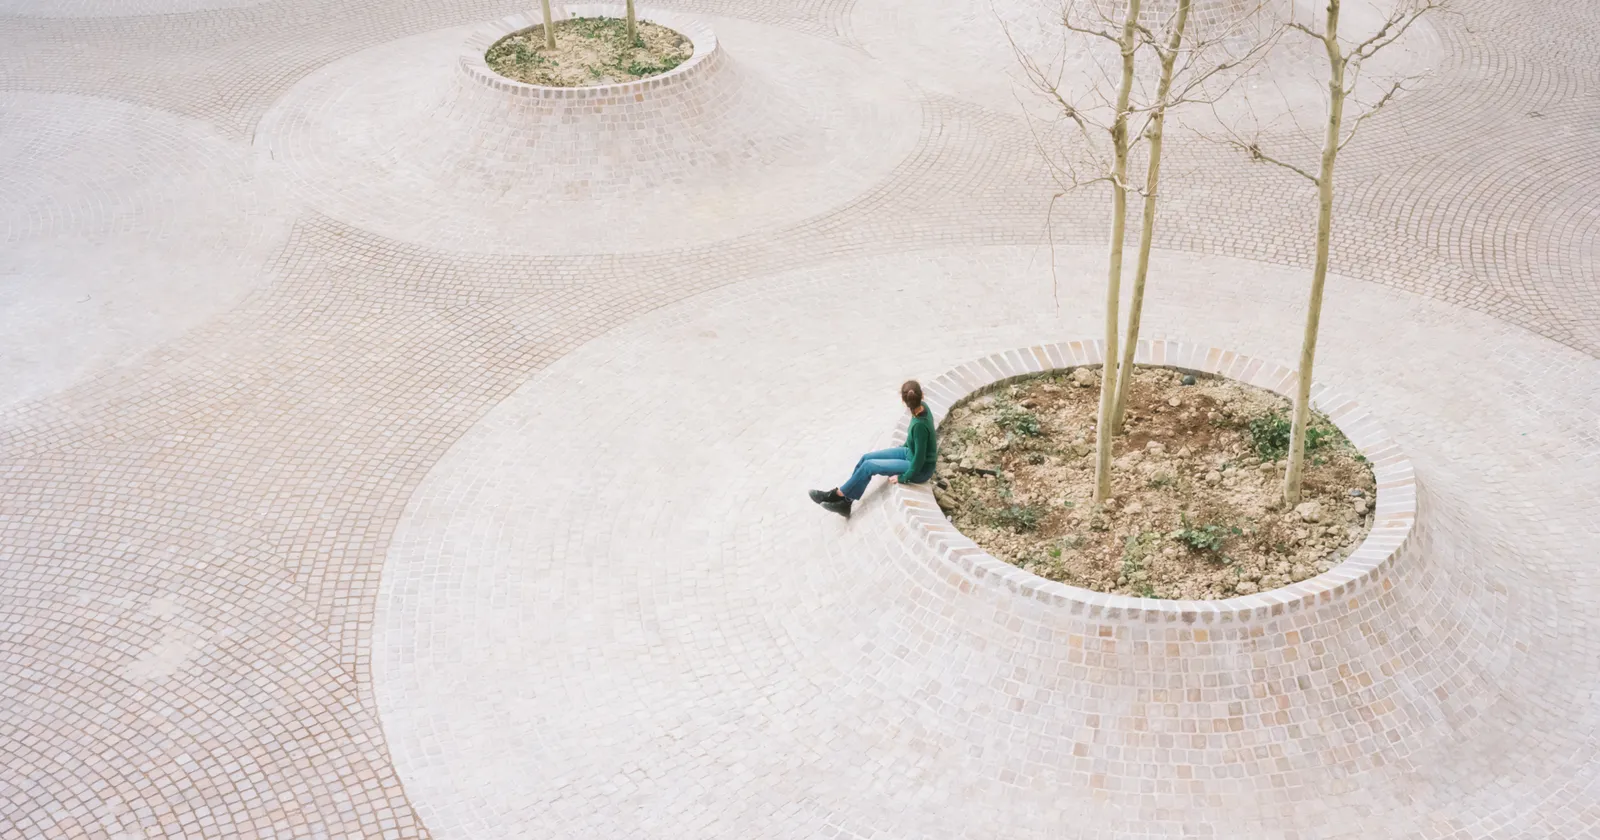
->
[[853, 447, 910, 469], [812, 448, 910, 510], [838, 454, 912, 501], [826, 448, 908, 501]]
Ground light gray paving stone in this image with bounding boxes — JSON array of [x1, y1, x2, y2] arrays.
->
[[379, 247, 1600, 839], [0, 91, 293, 410], [252, 12, 919, 255], [0, 0, 266, 17], [0, 0, 1597, 837]]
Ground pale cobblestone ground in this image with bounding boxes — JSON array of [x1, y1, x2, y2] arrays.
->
[[383, 249, 1600, 839], [1, 0, 1597, 838]]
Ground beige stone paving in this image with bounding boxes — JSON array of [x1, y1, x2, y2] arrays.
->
[[253, 14, 919, 254], [0, 0, 1597, 837], [1, 92, 292, 411], [380, 246, 1600, 839]]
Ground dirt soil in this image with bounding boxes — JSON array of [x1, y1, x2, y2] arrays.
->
[[486, 17, 692, 87], [934, 365, 1377, 600]]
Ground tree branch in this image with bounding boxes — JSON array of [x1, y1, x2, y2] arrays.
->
[[1218, 134, 1321, 183], [1285, 20, 1323, 41], [1337, 79, 1405, 151], [1061, 1, 1123, 45], [1003, 19, 1097, 136], [1349, 1, 1441, 62]]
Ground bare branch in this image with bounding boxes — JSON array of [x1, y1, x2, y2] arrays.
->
[[1209, 130, 1321, 183], [1349, 0, 1441, 62], [1045, 192, 1064, 310], [1062, 1, 1123, 45], [1162, 28, 1282, 106], [1003, 18, 1099, 136], [1337, 79, 1405, 151], [1285, 20, 1323, 41], [1132, 20, 1160, 50]]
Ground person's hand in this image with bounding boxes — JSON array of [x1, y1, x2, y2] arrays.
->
[[888, 476, 899, 484]]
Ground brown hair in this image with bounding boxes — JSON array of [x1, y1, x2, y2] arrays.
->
[[900, 380, 923, 410]]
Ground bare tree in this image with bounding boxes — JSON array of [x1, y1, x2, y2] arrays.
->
[[1218, 0, 1440, 505], [1109, 0, 1278, 434], [1008, 0, 1276, 503], [1088, 0, 1143, 504], [626, 0, 639, 44], [540, 0, 557, 50], [1106, 0, 1189, 437]]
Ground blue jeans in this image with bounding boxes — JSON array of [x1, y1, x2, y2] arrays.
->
[[839, 447, 911, 501]]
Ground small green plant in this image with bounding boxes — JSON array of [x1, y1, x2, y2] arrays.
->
[[1146, 473, 1177, 490], [1119, 530, 1160, 578], [994, 401, 1043, 438], [1174, 514, 1241, 554], [1046, 535, 1083, 559], [1247, 412, 1293, 460], [625, 55, 685, 76], [995, 476, 1014, 501], [1250, 410, 1338, 461], [570, 16, 609, 37], [994, 504, 1042, 532]]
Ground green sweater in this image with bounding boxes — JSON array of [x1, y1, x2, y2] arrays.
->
[[902, 408, 937, 484]]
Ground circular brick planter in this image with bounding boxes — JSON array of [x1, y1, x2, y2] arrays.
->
[[448, 6, 750, 199], [460, 6, 720, 102], [886, 339, 1418, 623]]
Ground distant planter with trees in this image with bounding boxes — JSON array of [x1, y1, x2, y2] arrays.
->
[[487, 1, 693, 87]]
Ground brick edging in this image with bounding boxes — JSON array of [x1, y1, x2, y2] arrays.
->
[[885, 340, 1418, 624], [458, 5, 721, 103]]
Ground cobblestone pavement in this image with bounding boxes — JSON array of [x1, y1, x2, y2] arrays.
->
[[1, 0, 1597, 837]]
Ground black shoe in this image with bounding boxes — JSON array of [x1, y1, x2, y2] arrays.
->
[[809, 489, 843, 505], [820, 498, 853, 518]]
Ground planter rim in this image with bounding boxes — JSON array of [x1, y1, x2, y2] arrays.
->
[[460, 5, 718, 101], [886, 339, 1418, 624]]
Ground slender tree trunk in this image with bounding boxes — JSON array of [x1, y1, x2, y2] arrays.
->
[[626, 0, 638, 43], [1284, 2, 1346, 505], [540, 0, 557, 50], [1093, 0, 1144, 503], [1110, 0, 1190, 435]]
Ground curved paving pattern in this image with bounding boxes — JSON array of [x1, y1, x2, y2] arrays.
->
[[380, 248, 1600, 838], [0, 91, 292, 409], [1, 0, 1598, 837], [254, 11, 918, 254], [0, 0, 266, 18]]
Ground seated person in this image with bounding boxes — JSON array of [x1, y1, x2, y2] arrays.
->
[[810, 380, 937, 518]]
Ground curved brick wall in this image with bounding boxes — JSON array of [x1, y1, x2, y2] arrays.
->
[[447, 6, 762, 199], [897, 340, 1416, 618]]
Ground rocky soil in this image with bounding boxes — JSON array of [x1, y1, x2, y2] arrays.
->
[[487, 16, 692, 87], [934, 365, 1377, 600]]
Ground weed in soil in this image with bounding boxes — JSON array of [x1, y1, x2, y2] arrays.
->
[[1174, 514, 1241, 556]]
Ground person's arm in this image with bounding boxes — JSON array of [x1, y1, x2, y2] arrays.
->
[[899, 420, 932, 483]]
